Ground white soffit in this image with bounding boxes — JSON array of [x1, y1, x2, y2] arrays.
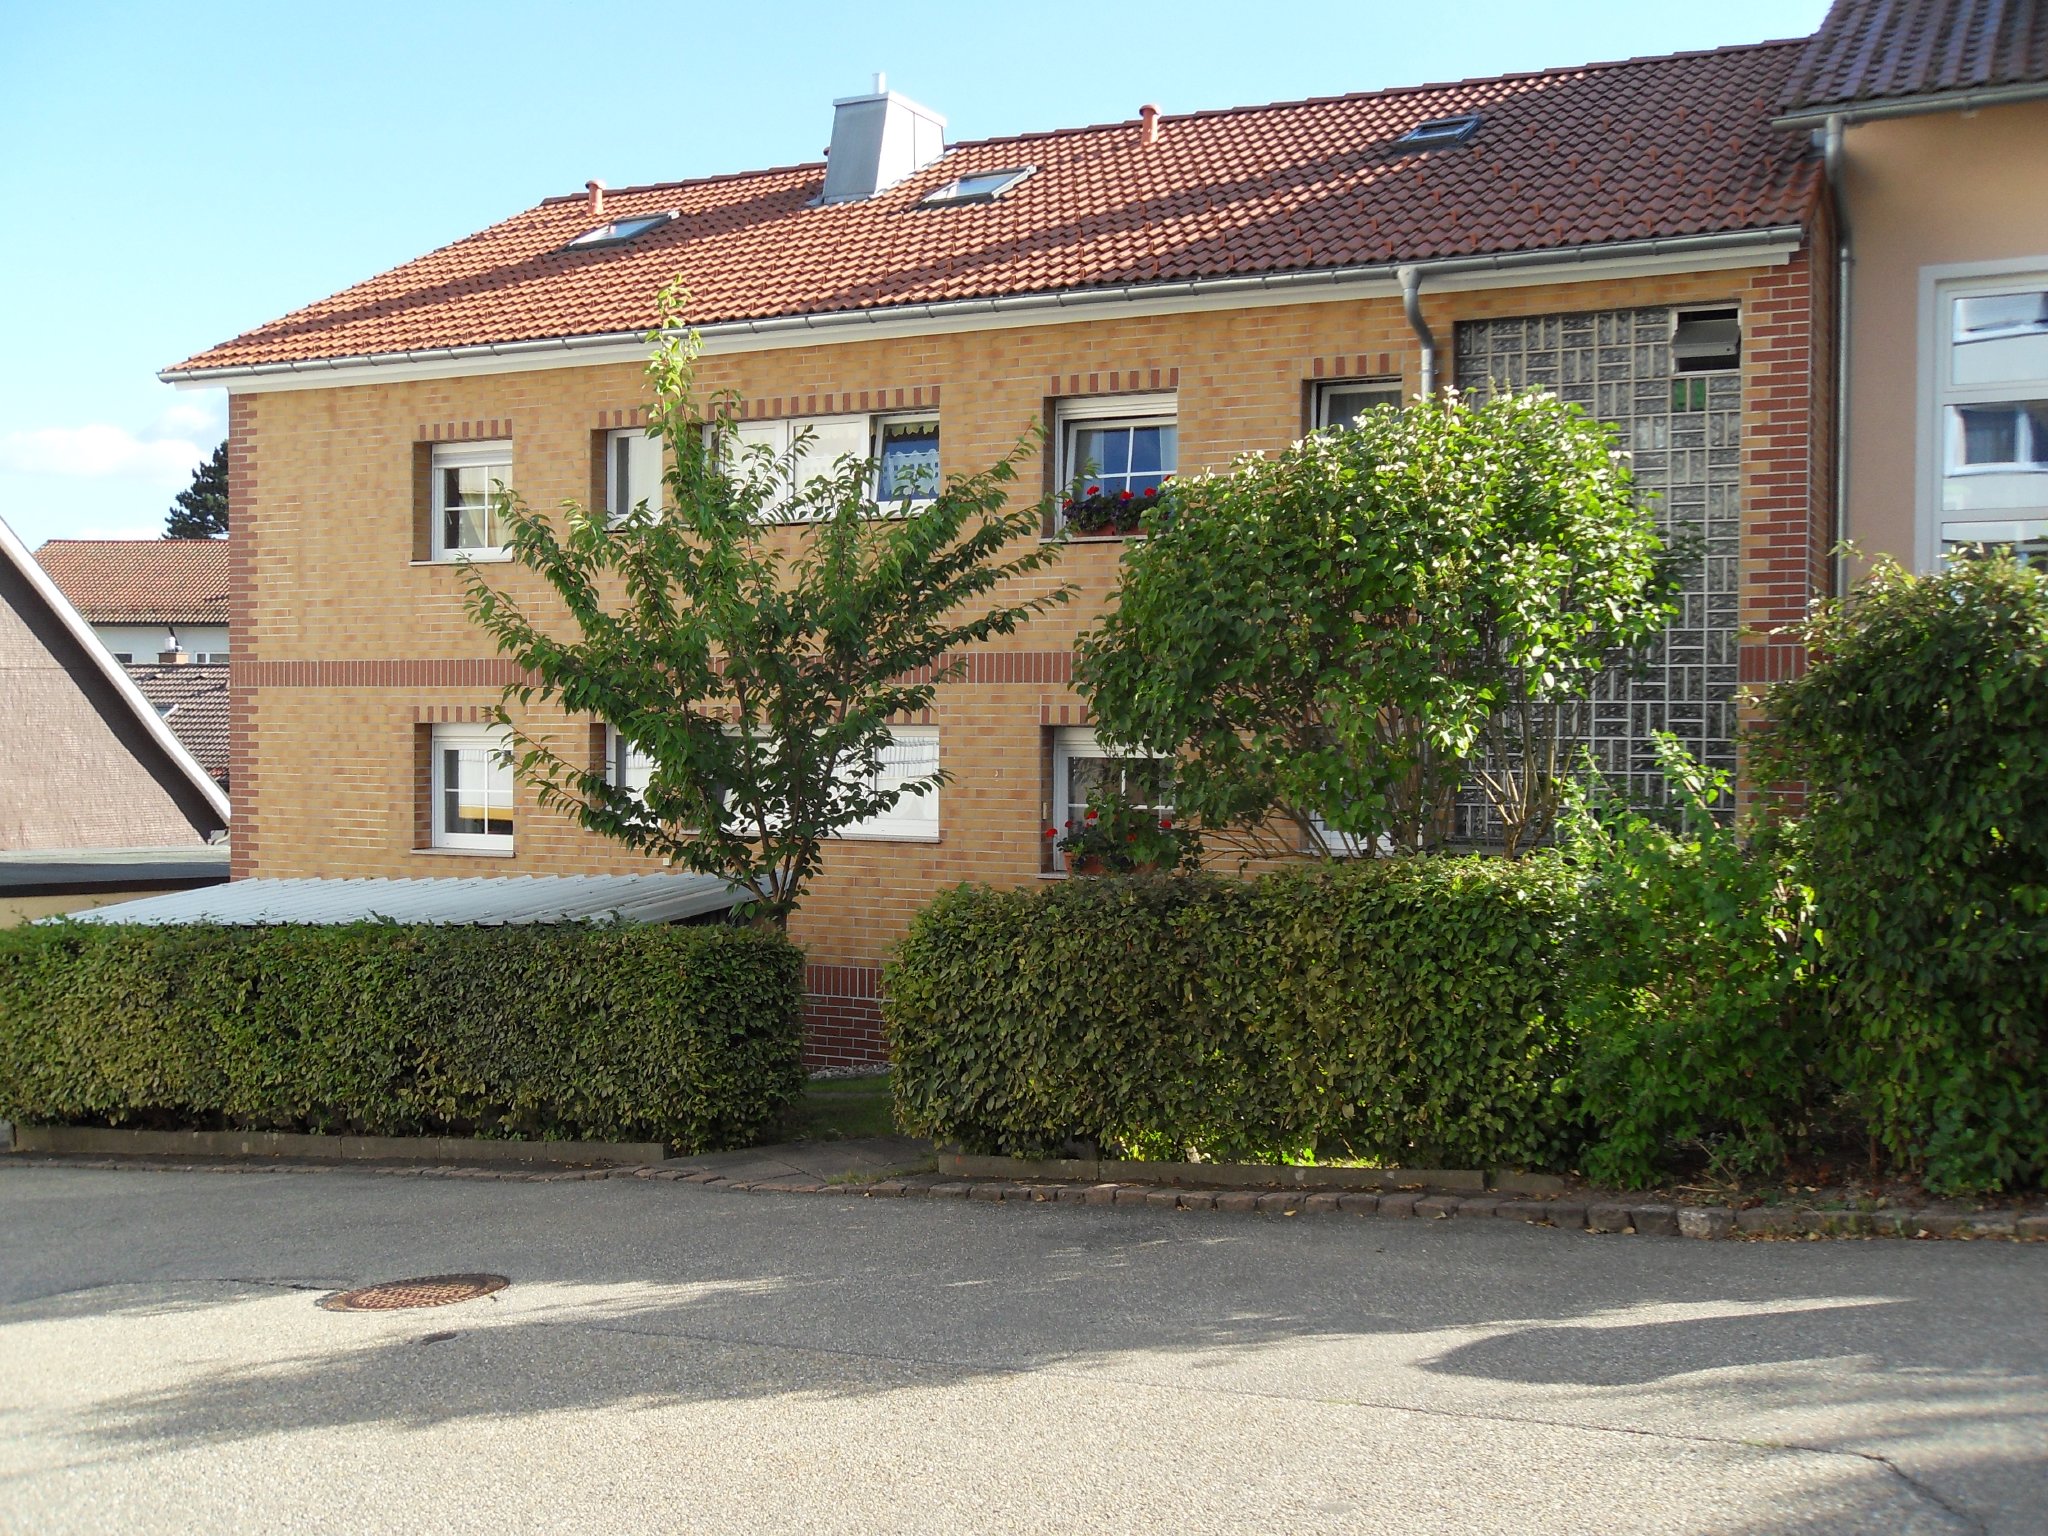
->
[[167, 231, 1803, 395]]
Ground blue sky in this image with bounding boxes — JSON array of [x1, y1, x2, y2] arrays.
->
[[0, 0, 1830, 550]]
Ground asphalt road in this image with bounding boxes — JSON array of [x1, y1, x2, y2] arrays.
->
[[2, 1164, 2043, 1535]]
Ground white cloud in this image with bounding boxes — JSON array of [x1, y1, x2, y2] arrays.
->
[[0, 423, 207, 486], [152, 396, 226, 441]]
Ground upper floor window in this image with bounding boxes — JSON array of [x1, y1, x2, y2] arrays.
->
[[431, 441, 512, 560], [723, 412, 940, 518], [1315, 379, 1402, 432], [1928, 270, 2048, 566], [1055, 393, 1176, 533], [607, 427, 662, 523], [431, 724, 514, 851]]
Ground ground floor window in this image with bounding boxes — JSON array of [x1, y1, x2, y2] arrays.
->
[[834, 726, 940, 840], [431, 725, 514, 850], [1048, 727, 1169, 871]]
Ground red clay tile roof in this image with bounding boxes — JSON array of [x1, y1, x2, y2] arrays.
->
[[168, 41, 1822, 376], [34, 539, 231, 626], [1782, 0, 2048, 116], [126, 663, 230, 789]]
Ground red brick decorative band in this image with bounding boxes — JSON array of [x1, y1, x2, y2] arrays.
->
[[235, 654, 1074, 690]]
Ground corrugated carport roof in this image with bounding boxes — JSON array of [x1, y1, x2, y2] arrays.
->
[[58, 873, 747, 926]]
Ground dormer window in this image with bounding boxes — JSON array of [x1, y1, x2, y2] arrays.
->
[[920, 167, 1033, 206], [1397, 113, 1480, 149], [564, 211, 677, 250]]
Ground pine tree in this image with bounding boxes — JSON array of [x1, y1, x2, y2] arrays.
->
[[165, 441, 228, 538]]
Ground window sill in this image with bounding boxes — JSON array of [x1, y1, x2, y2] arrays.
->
[[412, 844, 516, 858], [830, 831, 942, 844], [1045, 530, 1148, 543], [411, 552, 513, 566]]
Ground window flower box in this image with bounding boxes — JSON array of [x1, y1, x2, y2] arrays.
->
[[1060, 482, 1168, 537]]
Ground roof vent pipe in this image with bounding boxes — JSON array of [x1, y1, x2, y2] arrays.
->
[[586, 179, 606, 217], [1398, 265, 1437, 397], [1140, 104, 1161, 146], [821, 81, 947, 203]]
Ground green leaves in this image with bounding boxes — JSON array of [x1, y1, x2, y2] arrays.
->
[[0, 923, 805, 1152], [464, 295, 1075, 926], [1073, 390, 1671, 861], [1561, 737, 1829, 1186], [884, 858, 1581, 1167], [1760, 553, 2048, 1192]]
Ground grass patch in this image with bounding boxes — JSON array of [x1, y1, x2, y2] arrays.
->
[[784, 1074, 896, 1142]]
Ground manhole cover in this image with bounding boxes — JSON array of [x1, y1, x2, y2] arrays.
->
[[318, 1274, 509, 1312]]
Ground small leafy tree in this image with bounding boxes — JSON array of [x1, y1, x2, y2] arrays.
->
[[1074, 390, 1672, 859], [464, 297, 1072, 927], [166, 441, 228, 538], [1758, 552, 2048, 1192]]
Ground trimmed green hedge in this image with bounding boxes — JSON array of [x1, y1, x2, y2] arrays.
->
[[0, 922, 804, 1151], [887, 857, 1581, 1167]]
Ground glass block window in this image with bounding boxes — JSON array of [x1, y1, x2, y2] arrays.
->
[[1453, 306, 1741, 833]]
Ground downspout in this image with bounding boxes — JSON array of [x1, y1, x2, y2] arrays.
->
[[1398, 264, 1436, 397], [1823, 114, 1852, 593]]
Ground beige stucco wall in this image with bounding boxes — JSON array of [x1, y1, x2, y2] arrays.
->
[[1840, 98, 2048, 571], [0, 889, 179, 926], [0, 587, 211, 853]]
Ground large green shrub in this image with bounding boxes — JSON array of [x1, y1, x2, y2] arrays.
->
[[887, 857, 1580, 1168], [1760, 554, 2048, 1192], [0, 922, 804, 1151], [1562, 739, 1829, 1186]]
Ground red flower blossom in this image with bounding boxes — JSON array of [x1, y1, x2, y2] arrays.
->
[[1119, 490, 1133, 501], [1160, 817, 1174, 829], [1086, 485, 1100, 496], [1044, 826, 1057, 839]]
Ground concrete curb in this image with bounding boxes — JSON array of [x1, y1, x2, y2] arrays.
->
[[6, 1153, 2044, 1241], [7, 1125, 666, 1166], [936, 1152, 1565, 1195]]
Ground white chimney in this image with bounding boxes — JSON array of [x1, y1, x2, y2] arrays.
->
[[821, 80, 946, 203]]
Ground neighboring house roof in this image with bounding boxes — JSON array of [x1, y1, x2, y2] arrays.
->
[[34, 537, 230, 627], [166, 40, 1823, 379], [59, 873, 747, 926], [1780, 0, 2048, 122], [127, 662, 230, 789], [0, 844, 229, 899], [0, 514, 230, 852]]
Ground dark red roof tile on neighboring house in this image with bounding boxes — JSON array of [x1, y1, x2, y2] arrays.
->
[[34, 539, 231, 626], [1782, 0, 2048, 116], [167, 41, 1822, 376], [126, 663, 230, 790]]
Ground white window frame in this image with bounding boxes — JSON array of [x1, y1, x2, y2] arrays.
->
[[1048, 727, 1170, 872], [717, 412, 941, 519], [606, 427, 663, 524], [833, 725, 941, 842], [1918, 258, 2048, 571], [429, 724, 515, 852], [430, 440, 514, 561], [1053, 392, 1177, 531], [1313, 378, 1404, 432], [605, 724, 656, 804]]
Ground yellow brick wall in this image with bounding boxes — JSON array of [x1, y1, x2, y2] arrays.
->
[[230, 262, 1813, 973]]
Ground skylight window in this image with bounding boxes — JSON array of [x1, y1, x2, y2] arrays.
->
[[919, 167, 1034, 206], [1396, 113, 1481, 150], [564, 211, 677, 250]]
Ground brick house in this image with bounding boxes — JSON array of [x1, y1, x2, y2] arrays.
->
[[163, 41, 1838, 1066]]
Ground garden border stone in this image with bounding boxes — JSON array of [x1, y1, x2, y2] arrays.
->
[[9, 1124, 666, 1166]]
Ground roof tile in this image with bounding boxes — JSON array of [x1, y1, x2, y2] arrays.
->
[[170, 41, 1821, 375], [34, 539, 230, 626], [1782, 0, 2048, 113]]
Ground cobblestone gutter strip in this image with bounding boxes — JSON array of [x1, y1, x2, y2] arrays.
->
[[7, 1154, 2046, 1241]]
